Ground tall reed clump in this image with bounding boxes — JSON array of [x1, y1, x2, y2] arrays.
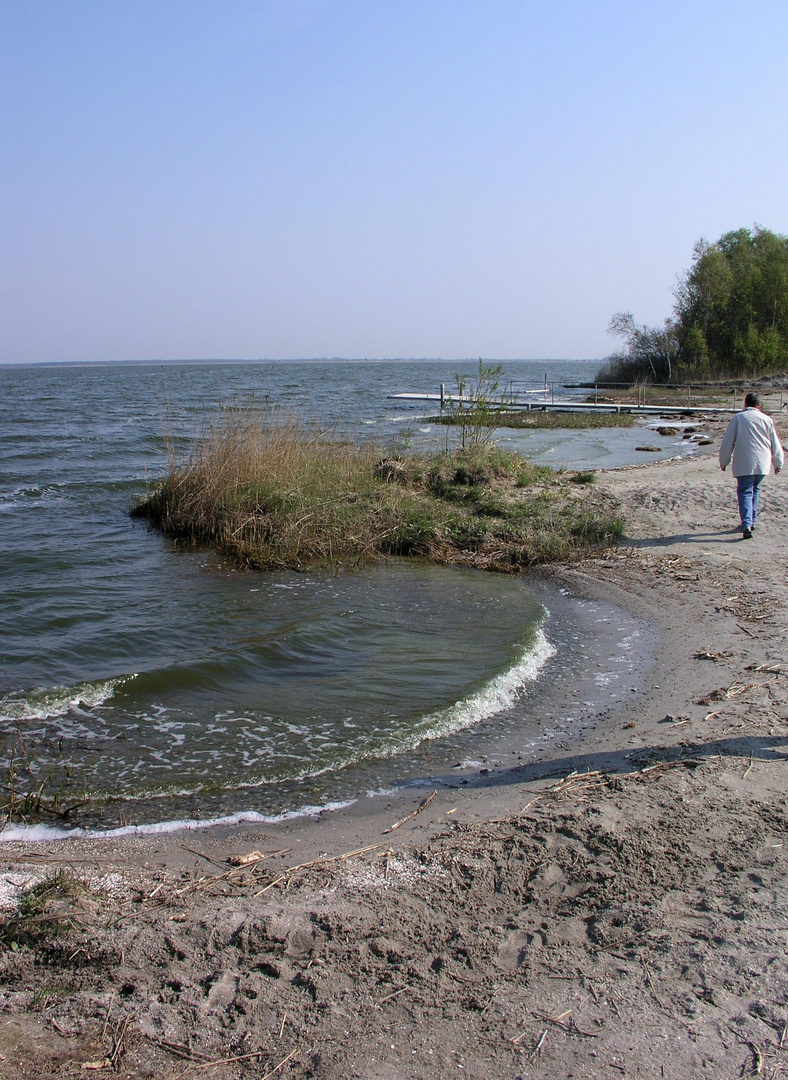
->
[[132, 407, 624, 572], [136, 408, 387, 567]]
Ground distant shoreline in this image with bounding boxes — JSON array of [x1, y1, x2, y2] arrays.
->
[[0, 356, 602, 369]]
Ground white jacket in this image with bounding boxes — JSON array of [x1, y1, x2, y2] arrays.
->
[[719, 407, 784, 477]]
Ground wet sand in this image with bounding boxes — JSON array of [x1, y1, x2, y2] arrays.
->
[[1, 399, 787, 1079]]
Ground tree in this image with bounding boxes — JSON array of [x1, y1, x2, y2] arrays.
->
[[674, 227, 788, 377], [599, 226, 788, 382], [605, 312, 678, 383]]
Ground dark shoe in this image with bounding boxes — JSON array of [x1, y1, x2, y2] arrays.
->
[[742, 526, 753, 539]]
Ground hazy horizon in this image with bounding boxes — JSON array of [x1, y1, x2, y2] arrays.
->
[[0, 355, 601, 368], [3, 1, 787, 365]]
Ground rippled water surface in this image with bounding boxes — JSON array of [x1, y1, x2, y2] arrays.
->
[[0, 360, 658, 833]]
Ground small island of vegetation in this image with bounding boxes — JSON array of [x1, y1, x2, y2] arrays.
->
[[132, 407, 623, 573]]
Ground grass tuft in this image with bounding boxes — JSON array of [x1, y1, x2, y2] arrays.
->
[[0, 871, 86, 951]]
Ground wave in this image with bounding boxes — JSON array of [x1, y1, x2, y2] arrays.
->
[[0, 798, 357, 843], [0, 675, 135, 723], [0, 627, 556, 836], [406, 625, 556, 748], [192, 625, 558, 790]]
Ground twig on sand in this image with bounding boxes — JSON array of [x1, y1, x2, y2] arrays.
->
[[260, 1048, 299, 1080], [743, 753, 754, 779], [547, 770, 606, 795], [527, 1005, 595, 1038], [253, 842, 390, 897], [637, 759, 702, 776], [192, 1048, 265, 1070], [384, 790, 437, 833], [141, 1034, 211, 1061], [529, 1030, 548, 1060], [173, 849, 292, 896], [642, 959, 667, 1010], [376, 986, 410, 1005], [82, 1014, 134, 1071], [100, 994, 113, 1041], [747, 1041, 764, 1075], [227, 849, 285, 867], [180, 844, 225, 869], [698, 676, 778, 705], [488, 794, 542, 824]]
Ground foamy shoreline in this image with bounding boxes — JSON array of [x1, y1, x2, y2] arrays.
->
[[0, 586, 654, 844]]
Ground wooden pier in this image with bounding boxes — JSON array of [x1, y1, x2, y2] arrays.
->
[[389, 390, 736, 417]]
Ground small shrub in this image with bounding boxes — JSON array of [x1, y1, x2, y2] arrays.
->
[[446, 360, 509, 448]]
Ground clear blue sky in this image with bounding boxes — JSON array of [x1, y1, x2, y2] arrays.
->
[[2, 1, 787, 363]]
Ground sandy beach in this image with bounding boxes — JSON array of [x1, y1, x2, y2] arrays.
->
[[2, 399, 787, 1080]]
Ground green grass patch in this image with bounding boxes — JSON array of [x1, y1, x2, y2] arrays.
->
[[132, 409, 624, 573], [430, 409, 634, 429], [0, 871, 85, 951]]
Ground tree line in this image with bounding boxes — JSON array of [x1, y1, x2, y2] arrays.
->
[[598, 226, 788, 383]]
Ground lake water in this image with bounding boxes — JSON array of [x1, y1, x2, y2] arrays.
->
[[0, 360, 662, 838]]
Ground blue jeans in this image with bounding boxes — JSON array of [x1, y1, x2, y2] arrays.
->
[[736, 474, 764, 529]]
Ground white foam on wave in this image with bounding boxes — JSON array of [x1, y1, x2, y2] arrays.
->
[[0, 626, 555, 840], [416, 630, 552, 738], [409, 626, 556, 747], [231, 625, 558, 781], [0, 798, 357, 844], [0, 676, 135, 723]]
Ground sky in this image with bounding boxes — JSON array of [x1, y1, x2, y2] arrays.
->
[[2, 1, 787, 364]]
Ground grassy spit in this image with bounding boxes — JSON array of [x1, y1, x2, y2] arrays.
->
[[431, 409, 635, 429], [593, 385, 728, 408], [132, 409, 623, 573]]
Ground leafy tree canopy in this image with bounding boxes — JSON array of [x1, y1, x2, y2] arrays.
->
[[599, 226, 788, 382]]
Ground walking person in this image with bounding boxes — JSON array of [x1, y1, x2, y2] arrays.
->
[[719, 392, 783, 538]]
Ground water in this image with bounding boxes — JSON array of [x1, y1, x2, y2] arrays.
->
[[0, 360, 659, 837]]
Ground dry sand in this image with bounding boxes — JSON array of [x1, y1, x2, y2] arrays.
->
[[1, 401, 788, 1079]]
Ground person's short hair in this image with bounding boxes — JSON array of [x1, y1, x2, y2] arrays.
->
[[745, 392, 760, 408]]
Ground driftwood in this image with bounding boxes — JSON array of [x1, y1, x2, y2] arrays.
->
[[697, 676, 778, 705], [253, 841, 390, 897], [383, 790, 437, 833]]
